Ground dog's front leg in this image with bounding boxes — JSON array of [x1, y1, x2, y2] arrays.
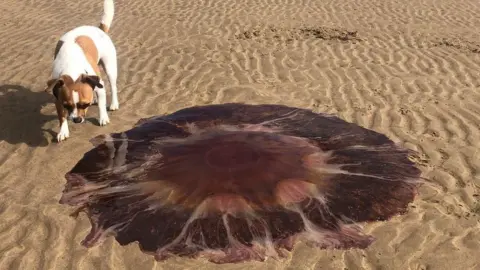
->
[[55, 100, 70, 142], [101, 55, 119, 111], [96, 85, 110, 126]]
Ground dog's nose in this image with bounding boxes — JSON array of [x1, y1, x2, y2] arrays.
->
[[73, 117, 84, 124]]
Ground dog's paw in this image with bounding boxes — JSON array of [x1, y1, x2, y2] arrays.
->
[[98, 114, 110, 126], [57, 129, 70, 142], [109, 101, 119, 111]]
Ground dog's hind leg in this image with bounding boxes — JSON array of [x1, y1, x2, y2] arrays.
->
[[100, 48, 119, 111]]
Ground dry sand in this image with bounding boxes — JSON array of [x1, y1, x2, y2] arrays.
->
[[1, 0, 480, 269]]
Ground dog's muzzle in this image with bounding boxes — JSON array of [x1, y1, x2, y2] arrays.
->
[[73, 117, 85, 124]]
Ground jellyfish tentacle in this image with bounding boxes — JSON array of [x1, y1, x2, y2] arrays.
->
[[154, 206, 206, 257], [81, 214, 128, 247]]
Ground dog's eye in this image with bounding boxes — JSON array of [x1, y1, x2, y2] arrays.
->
[[64, 104, 73, 111]]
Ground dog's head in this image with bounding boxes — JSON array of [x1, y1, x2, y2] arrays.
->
[[44, 74, 103, 123]]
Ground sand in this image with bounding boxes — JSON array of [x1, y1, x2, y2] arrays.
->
[[1, 0, 479, 269]]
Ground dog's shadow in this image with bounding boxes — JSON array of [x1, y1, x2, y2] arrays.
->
[[0, 84, 57, 147]]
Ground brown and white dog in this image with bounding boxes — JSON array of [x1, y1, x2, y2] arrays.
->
[[44, 0, 119, 142]]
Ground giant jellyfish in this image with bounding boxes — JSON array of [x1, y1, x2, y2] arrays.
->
[[59, 103, 421, 264]]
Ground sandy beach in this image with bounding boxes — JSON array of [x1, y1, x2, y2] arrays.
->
[[1, 0, 479, 269]]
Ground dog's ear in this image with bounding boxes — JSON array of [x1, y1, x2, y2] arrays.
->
[[80, 75, 104, 89], [44, 78, 64, 98]]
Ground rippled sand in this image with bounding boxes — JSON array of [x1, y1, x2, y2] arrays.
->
[[0, 0, 479, 269]]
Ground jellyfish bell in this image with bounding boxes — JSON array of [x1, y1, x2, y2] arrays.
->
[[59, 103, 422, 264]]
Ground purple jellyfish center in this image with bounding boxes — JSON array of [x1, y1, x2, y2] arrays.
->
[[205, 141, 260, 170]]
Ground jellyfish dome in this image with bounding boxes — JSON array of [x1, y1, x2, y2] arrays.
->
[[59, 103, 421, 264]]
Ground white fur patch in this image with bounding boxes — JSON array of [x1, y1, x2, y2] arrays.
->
[[71, 91, 79, 118], [52, 42, 92, 82], [102, 0, 115, 28], [57, 121, 70, 142]]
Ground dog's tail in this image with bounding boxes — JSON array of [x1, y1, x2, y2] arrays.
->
[[99, 0, 114, 33]]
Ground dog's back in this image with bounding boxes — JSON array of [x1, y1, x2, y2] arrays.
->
[[59, 26, 114, 56], [54, 0, 115, 62]]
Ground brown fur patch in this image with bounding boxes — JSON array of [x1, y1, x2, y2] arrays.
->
[[57, 75, 75, 107], [62, 76, 95, 110], [54, 99, 67, 126], [99, 23, 109, 33], [46, 74, 97, 122], [75, 36, 101, 76], [72, 78, 95, 119]]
